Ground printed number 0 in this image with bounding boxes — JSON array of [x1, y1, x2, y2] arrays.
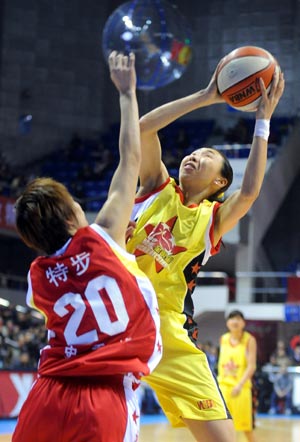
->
[[53, 275, 129, 345]]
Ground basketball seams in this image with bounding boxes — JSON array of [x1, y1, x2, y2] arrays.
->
[[220, 65, 274, 96], [218, 53, 273, 72], [217, 59, 274, 92], [222, 45, 274, 62]]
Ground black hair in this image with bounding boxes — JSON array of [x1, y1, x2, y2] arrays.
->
[[208, 148, 233, 202], [226, 310, 245, 320]]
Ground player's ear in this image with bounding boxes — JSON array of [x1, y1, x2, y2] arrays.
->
[[66, 217, 77, 235], [214, 177, 228, 187]]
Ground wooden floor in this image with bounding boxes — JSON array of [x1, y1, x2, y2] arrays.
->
[[140, 416, 300, 441], [1, 416, 299, 441]]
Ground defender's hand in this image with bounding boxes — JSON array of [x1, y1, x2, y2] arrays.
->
[[108, 51, 136, 94]]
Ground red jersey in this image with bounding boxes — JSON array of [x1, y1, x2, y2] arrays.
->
[[27, 224, 161, 378]]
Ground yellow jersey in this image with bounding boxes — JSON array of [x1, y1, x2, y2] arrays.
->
[[126, 178, 229, 427], [218, 331, 252, 389], [127, 177, 221, 314]]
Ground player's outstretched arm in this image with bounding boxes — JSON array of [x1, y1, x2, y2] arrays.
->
[[214, 69, 285, 244], [95, 52, 140, 247]]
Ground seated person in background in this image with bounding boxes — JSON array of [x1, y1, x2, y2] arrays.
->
[[289, 333, 300, 354], [268, 362, 293, 415], [291, 343, 300, 365], [271, 339, 292, 366]]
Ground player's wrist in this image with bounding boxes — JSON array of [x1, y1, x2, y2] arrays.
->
[[197, 88, 215, 106], [254, 119, 270, 141]]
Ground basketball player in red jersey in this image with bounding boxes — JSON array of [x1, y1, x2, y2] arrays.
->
[[12, 52, 162, 442], [126, 61, 284, 441]]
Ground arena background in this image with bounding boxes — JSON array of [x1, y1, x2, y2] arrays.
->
[[0, 0, 300, 370], [1, 1, 300, 430], [0, 0, 298, 165]]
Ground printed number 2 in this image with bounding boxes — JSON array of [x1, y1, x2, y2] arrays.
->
[[53, 275, 129, 345]]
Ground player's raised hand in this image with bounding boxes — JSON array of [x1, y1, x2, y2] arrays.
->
[[256, 69, 285, 120], [203, 58, 226, 105], [108, 51, 136, 94]]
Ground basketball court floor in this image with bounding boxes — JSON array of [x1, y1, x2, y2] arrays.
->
[[1, 414, 299, 441]]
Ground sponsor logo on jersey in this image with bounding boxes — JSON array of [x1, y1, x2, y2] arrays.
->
[[197, 399, 215, 410], [135, 216, 187, 272]]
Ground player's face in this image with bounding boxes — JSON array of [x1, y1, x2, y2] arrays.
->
[[226, 315, 245, 332], [179, 148, 224, 183]]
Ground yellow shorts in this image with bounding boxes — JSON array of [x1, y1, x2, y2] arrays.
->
[[142, 311, 231, 428], [219, 384, 253, 432]]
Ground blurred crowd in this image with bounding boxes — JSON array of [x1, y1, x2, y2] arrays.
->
[[255, 338, 300, 415], [0, 149, 30, 199], [1, 301, 300, 417], [0, 116, 294, 203], [0, 304, 46, 370]]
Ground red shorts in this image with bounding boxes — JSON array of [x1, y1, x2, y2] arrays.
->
[[12, 375, 140, 442]]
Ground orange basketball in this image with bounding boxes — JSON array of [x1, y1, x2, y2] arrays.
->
[[216, 46, 279, 112]]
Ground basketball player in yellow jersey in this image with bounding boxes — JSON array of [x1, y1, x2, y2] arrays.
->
[[218, 311, 257, 442], [126, 59, 284, 442]]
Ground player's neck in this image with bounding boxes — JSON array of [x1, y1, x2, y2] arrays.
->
[[182, 188, 208, 207], [180, 180, 212, 206], [229, 330, 244, 341]]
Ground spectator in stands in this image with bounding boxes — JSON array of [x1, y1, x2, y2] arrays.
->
[[254, 366, 273, 413], [10, 174, 27, 198], [263, 353, 277, 372], [15, 310, 31, 330], [271, 339, 292, 366], [2, 319, 20, 348], [11, 350, 33, 371], [0, 147, 33, 199], [0, 306, 46, 370], [0, 326, 12, 368], [291, 343, 300, 365], [268, 362, 293, 415], [289, 332, 300, 352]]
